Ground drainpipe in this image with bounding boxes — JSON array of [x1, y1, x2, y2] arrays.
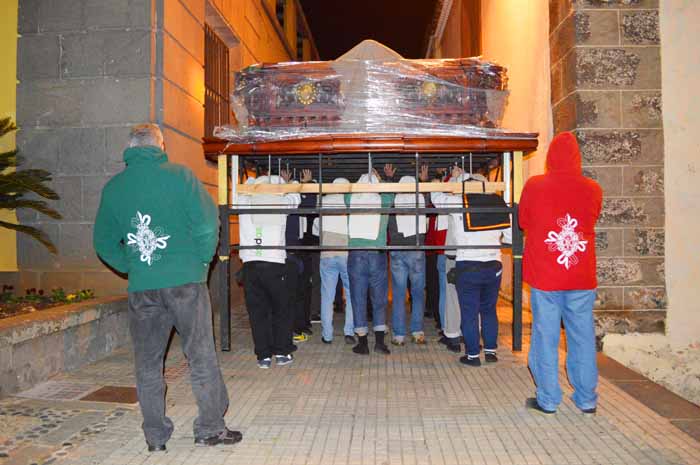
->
[[425, 0, 454, 58]]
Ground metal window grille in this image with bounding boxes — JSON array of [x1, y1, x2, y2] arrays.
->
[[205, 25, 230, 137], [276, 0, 285, 25]]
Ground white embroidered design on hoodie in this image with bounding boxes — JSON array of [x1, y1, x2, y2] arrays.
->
[[544, 214, 587, 270], [127, 211, 170, 266]]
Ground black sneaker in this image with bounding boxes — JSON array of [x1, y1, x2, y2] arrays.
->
[[525, 397, 556, 415], [374, 343, 391, 355], [147, 443, 166, 452], [484, 352, 498, 363], [194, 428, 243, 447], [321, 337, 332, 344], [274, 354, 294, 366], [301, 327, 313, 335], [437, 335, 449, 346], [352, 343, 369, 355], [459, 355, 481, 367], [344, 335, 356, 345], [310, 314, 321, 323], [580, 406, 597, 416], [446, 343, 461, 353]]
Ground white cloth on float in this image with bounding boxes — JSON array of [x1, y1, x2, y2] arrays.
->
[[394, 176, 426, 237], [320, 177, 350, 235], [348, 173, 381, 240]]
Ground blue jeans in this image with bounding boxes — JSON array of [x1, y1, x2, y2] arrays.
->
[[390, 251, 426, 338], [348, 251, 388, 336], [529, 288, 598, 411], [455, 261, 502, 357], [437, 254, 447, 328], [320, 255, 354, 341]]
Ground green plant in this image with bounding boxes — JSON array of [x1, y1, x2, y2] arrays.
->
[[0, 285, 15, 303], [0, 117, 62, 253], [50, 287, 66, 302], [49, 287, 95, 304]]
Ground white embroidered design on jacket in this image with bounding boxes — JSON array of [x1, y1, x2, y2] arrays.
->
[[544, 214, 587, 270], [127, 211, 170, 266]]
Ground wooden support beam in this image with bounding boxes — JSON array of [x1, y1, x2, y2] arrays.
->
[[218, 155, 228, 205], [284, 0, 297, 58], [513, 151, 524, 202], [236, 181, 505, 195]]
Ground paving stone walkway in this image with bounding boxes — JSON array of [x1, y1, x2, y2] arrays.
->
[[0, 304, 698, 465]]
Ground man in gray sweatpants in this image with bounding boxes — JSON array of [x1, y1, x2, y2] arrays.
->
[[94, 124, 242, 451]]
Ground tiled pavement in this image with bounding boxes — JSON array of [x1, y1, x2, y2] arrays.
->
[[1, 304, 699, 465]]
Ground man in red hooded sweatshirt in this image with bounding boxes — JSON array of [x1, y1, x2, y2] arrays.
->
[[519, 132, 602, 415]]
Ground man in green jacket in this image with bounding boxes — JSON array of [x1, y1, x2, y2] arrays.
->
[[346, 164, 396, 355], [93, 124, 241, 451]]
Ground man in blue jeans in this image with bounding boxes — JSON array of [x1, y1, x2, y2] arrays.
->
[[519, 132, 602, 415], [431, 169, 511, 366], [318, 178, 355, 345], [388, 173, 428, 345], [346, 165, 396, 355]]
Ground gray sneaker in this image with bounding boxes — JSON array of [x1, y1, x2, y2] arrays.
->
[[274, 354, 294, 366], [257, 358, 272, 369]]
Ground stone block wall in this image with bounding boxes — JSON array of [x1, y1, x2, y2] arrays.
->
[[15, 0, 155, 295], [549, 0, 666, 345], [12, 0, 298, 297], [0, 297, 129, 397]]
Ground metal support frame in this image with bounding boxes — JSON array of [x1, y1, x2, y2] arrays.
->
[[217, 154, 231, 351], [511, 151, 524, 352], [217, 150, 527, 352]]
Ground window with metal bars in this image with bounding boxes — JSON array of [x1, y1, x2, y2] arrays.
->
[[205, 24, 230, 137]]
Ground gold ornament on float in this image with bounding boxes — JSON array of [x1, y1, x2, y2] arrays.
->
[[421, 81, 439, 101], [295, 82, 318, 105]]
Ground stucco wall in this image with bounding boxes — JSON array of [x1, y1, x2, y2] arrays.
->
[[603, 0, 700, 405], [481, 0, 552, 180], [480, 0, 553, 301], [159, 0, 294, 198], [0, 0, 18, 272], [658, 0, 700, 347]]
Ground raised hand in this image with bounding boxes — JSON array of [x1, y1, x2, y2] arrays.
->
[[279, 169, 291, 183], [301, 169, 313, 183], [383, 163, 396, 179], [419, 164, 429, 182], [451, 165, 464, 180]]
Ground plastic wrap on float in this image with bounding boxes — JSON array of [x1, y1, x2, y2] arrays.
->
[[214, 45, 512, 142]]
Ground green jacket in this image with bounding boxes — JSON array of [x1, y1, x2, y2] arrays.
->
[[93, 146, 219, 292], [344, 192, 394, 247]]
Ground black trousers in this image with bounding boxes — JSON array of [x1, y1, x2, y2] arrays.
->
[[426, 253, 441, 327], [243, 261, 295, 360], [302, 252, 321, 321], [286, 255, 307, 333]]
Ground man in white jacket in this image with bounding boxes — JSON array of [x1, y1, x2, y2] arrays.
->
[[431, 167, 511, 367], [238, 173, 301, 369]]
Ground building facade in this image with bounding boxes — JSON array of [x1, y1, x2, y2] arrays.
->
[[2, 0, 699, 401], [8, 0, 313, 294]]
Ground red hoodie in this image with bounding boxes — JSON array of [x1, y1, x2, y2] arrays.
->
[[519, 132, 602, 291]]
